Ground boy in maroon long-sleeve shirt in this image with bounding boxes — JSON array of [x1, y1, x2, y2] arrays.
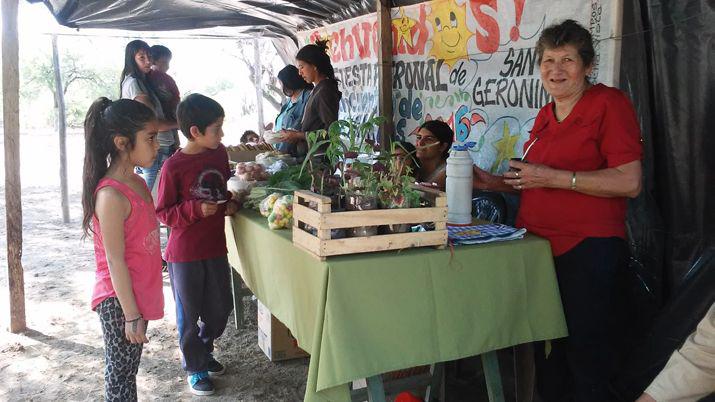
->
[[156, 93, 239, 396]]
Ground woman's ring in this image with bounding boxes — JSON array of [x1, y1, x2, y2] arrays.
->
[[515, 171, 520, 178]]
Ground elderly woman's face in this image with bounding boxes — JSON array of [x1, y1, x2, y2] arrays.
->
[[540, 44, 592, 100]]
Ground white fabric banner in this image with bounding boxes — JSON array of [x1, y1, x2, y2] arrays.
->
[[297, 0, 622, 172]]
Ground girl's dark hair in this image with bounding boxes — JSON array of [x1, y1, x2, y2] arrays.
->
[[82, 97, 155, 238], [535, 19, 595, 67], [277, 64, 314, 94], [295, 40, 338, 82], [420, 120, 454, 160], [119, 40, 151, 97]]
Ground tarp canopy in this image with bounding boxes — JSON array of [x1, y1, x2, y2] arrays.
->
[[28, 0, 393, 39]]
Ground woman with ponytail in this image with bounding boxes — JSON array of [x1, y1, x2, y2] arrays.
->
[[278, 39, 342, 148], [82, 97, 164, 401], [120, 39, 178, 192]]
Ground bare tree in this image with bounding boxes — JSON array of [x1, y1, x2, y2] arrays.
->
[[234, 39, 284, 111]]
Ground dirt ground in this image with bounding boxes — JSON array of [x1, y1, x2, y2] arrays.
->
[[0, 131, 309, 401]]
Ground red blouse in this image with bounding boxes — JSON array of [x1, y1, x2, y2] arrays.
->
[[515, 84, 643, 256]]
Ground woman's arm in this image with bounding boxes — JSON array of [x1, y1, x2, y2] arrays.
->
[[473, 165, 519, 193], [95, 187, 149, 344], [503, 159, 642, 198], [133, 94, 178, 132]]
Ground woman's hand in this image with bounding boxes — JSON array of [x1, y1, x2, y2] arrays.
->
[[279, 129, 304, 144], [124, 316, 148, 344], [503, 160, 558, 191]]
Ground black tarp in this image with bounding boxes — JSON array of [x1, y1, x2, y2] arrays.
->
[[29, 0, 378, 38]]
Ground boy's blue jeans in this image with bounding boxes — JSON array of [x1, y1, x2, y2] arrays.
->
[[167, 256, 234, 374], [137, 144, 176, 192]]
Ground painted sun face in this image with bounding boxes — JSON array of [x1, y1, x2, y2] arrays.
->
[[428, 0, 473, 67]]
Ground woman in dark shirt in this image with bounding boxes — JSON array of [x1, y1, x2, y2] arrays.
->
[[278, 40, 342, 147]]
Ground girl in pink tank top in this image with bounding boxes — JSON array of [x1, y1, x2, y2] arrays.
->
[[81, 97, 164, 402]]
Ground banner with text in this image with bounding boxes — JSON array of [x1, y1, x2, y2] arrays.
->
[[298, 0, 621, 172], [297, 13, 380, 126]]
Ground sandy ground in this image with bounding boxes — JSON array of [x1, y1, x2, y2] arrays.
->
[[0, 130, 309, 401]]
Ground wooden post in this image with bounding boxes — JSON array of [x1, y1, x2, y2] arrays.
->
[[252, 38, 265, 132], [2, 0, 26, 333], [52, 35, 70, 224], [376, 0, 394, 149]]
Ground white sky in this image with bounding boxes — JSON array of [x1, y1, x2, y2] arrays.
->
[[4, 2, 283, 144]]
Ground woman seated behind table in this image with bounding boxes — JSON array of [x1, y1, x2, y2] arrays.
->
[[474, 19, 643, 401], [414, 120, 454, 190], [267, 65, 313, 157], [393, 141, 419, 177]]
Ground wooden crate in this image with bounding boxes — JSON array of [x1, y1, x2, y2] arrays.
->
[[292, 186, 447, 260]]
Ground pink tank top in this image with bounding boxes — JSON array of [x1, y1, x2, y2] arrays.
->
[[90, 176, 164, 320]]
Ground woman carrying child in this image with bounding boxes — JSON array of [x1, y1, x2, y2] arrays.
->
[[82, 98, 165, 401], [120, 39, 178, 192]]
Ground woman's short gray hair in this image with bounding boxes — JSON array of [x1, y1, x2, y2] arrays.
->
[[535, 19, 595, 67]]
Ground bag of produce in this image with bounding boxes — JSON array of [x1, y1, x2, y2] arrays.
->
[[267, 194, 294, 230], [235, 161, 270, 181], [259, 192, 283, 217]]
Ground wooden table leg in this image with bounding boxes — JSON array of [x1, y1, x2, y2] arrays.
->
[[514, 343, 535, 402], [230, 266, 243, 329], [425, 362, 445, 401], [366, 375, 387, 402], [482, 351, 505, 402]]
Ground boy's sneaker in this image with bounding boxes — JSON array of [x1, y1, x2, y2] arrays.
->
[[187, 371, 215, 396], [207, 358, 226, 376]]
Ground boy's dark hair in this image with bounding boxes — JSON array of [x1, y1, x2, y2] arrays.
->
[[150, 45, 172, 62], [536, 19, 595, 67], [240, 130, 259, 143], [177, 93, 225, 140]]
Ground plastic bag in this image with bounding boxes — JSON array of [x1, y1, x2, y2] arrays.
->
[[267, 194, 294, 230], [259, 192, 282, 217]]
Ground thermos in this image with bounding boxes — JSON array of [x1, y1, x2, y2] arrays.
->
[[446, 144, 474, 225]]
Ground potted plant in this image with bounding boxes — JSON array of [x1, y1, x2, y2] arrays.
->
[[377, 142, 422, 233], [343, 160, 381, 237]]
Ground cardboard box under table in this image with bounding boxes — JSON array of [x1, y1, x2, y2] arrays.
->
[[257, 299, 309, 361], [226, 210, 567, 402]]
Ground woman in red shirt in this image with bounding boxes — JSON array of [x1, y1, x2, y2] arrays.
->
[[475, 20, 642, 401]]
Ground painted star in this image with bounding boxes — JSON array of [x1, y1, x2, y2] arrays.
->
[[392, 8, 417, 47], [490, 121, 521, 173]]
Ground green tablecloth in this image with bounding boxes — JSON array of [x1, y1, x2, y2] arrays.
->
[[226, 210, 567, 402]]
